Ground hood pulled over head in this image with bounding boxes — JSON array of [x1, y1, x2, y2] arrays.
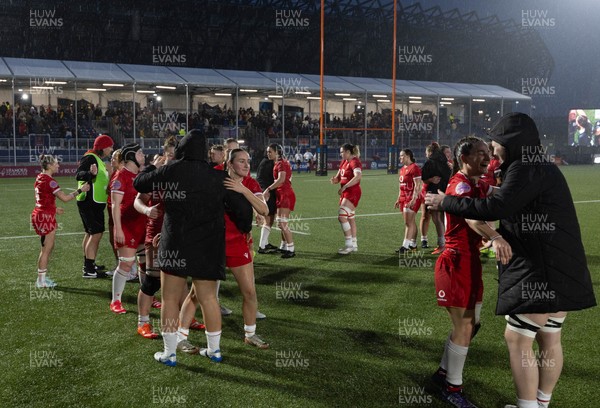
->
[[175, 130, 207, 161], [488, 112, 540, 170]]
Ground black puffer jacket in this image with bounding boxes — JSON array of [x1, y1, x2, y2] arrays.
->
[[441, 113, 596, 315], [134, 130, 252, 280]]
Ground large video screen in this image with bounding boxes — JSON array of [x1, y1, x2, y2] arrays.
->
[[568, 109, 599, 147]]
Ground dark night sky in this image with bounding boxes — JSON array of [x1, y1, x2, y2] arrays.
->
[[405, 0, 598, 118]]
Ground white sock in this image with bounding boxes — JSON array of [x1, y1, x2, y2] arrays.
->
[[37, 268, 47, 283], [162, 332, 178, 357], [279, 241, 286, 250], [206, 330, 222, 353], [409, 239, 416, 247], [517, 399, 538, 408], [344, 236, 353, 247], [111, 269, 128, 302], [286, 243, 295, 253], [244, 324, 256, 338], [537, 390, 551, 408], [352, 237, 357, 248], [446, 339, 468, 386], [440, 333, 451, 371], [138, 315, 150, 327], [177, 327, 190, 343], [421, 236, 428, 241], [402, 239, 410, 248], [259, 226, 271, 249]]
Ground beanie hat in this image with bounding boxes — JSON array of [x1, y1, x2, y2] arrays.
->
[[93, 134, 114, 151]]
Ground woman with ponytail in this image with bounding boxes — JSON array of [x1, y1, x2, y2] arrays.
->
[[32, 155, 90, 288], [264, 143, 297, 258], [330, 143, 362, 254]]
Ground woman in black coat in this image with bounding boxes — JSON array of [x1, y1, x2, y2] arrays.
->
[[421, 142, 451, 252], [134, 130, 252, 366], [426, 113, 596, 407], [255, 150, 277, 253]]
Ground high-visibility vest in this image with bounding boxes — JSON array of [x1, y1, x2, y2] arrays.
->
[[77, 152, 109, 203]]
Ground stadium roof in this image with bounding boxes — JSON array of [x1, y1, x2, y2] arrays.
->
[[0, 57, 530, 101]]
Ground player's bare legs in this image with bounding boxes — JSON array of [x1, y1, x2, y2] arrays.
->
[[505, 312, 566, 407], [109, 246, 136, 313], [338, 198, 357, 253], [193, 279, 223, 361], [430, 210, 445, 251], [419, 203, 431, 248], [230, 262, 268, 348], [154, 272, 187, 365], [277, 208, 295, 257], [36, 230, 57, 287], [37, 230, 56, 272]]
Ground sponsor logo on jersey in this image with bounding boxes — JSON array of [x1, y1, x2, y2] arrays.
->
[[455, 182, 471, 195]]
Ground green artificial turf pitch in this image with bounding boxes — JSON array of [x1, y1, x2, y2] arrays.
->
[[0, 166, 598, 407]]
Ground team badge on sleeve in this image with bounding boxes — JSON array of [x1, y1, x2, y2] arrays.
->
[[112, 180, 122, 190], [455, 182, 471, 195], [49, 180, 58, 189]]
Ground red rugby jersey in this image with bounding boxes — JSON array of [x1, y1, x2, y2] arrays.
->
[[444, 172, 492, 253], [34, 173, 60, 212]]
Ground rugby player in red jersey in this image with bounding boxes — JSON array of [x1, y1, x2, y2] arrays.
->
[[395, 149, 422, 254], [264, 144, 297, 258], [109, 143, 146, 315], [222, 148, 270, 348], [432, 136, 511, 408], [330, 144, 362, 255], [32, 155, 90, 288], [106, 149, 123, 273]]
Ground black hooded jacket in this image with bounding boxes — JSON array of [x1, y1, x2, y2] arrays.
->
[[440, 113, 596, 315], [422, 149, 451, 193], [133, 131, 252, 280]]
